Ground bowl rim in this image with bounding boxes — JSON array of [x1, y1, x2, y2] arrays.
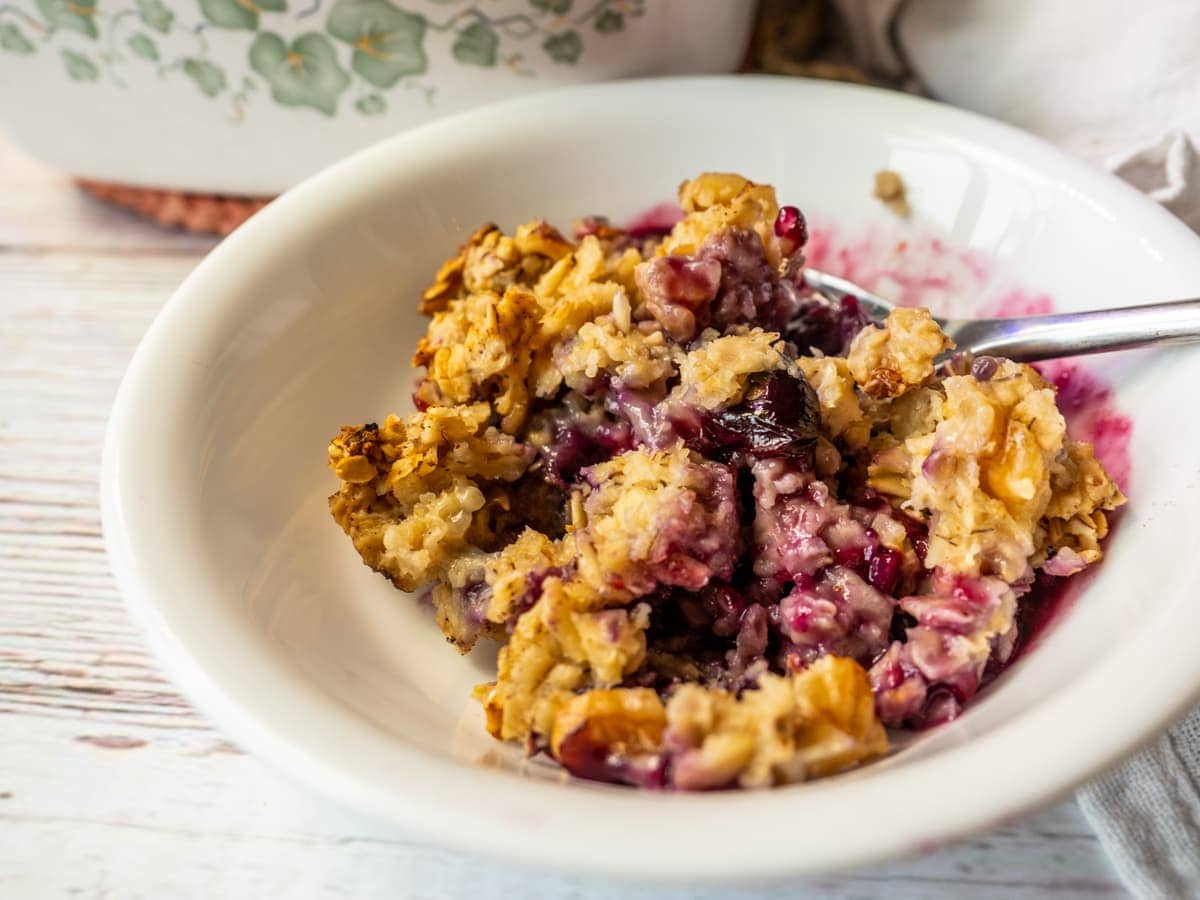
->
[[102, 74, 1200, 883]]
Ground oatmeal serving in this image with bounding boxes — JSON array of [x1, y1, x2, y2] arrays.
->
[[326, 174, 1124, 790]]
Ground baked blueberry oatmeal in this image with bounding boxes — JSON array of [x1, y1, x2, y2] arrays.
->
[[326, 174, 1125, 790]]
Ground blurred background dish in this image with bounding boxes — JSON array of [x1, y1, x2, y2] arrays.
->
[[0, 0, 757, 195]]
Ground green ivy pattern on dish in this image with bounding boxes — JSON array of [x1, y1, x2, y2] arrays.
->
[[183, 56, 227, 96], [61, 46, 99, 78], [200, 0, 287, 32], [135, 0, 172, 33], [38, 0, 99, 39], [126, 31, 157, 60], [249, 31, 349, 114], [0, 0, 646, 120], [0, 22, 36, 53], [326, 0, 427, 87]]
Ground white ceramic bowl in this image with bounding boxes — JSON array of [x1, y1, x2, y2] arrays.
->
[[102, 76, 1200, 882], [0, 0, 755, 194]]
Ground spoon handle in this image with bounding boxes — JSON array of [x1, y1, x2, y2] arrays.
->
[[943, 298, 1200, 363]]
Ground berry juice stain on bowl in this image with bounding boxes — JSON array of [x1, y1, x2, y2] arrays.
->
[[805, 224, 995, 315], [624, 203, 685, 239], [1033, 360, 1132, 490]]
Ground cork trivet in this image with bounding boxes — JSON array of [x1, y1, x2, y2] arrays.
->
[[77, 179, 272, 236]]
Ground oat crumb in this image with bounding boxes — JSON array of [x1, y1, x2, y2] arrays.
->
[[873, 169, 911, 217]]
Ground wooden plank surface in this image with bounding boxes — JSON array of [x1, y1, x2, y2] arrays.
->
[[0, 139, 1129, 899]]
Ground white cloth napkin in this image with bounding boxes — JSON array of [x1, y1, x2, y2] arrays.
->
[[831, 1, 1200, 895]]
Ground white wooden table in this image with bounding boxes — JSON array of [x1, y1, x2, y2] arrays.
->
[[0, 139, 1130, 899]]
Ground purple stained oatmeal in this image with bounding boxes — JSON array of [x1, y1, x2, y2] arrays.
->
[[326, 173, 1126, 790]]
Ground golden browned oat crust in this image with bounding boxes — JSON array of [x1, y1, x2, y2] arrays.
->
[[847, 307, 952, 399], [327, 404, 529, 593], [667, 173, 787, 267], [556, 315, 677, 393], [676, 328, 790, 410], [798, 356, 870, 448], [662, 656, 887, 788], [545, 655, 886, 789], [477, 576, 651, 743], [848, 350, 1124, 582]]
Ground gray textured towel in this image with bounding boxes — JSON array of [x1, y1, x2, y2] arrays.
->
[[1078, 711, 1200, 899]]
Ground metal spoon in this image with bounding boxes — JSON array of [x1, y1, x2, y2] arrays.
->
[[804, 268, 1200, 364]]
